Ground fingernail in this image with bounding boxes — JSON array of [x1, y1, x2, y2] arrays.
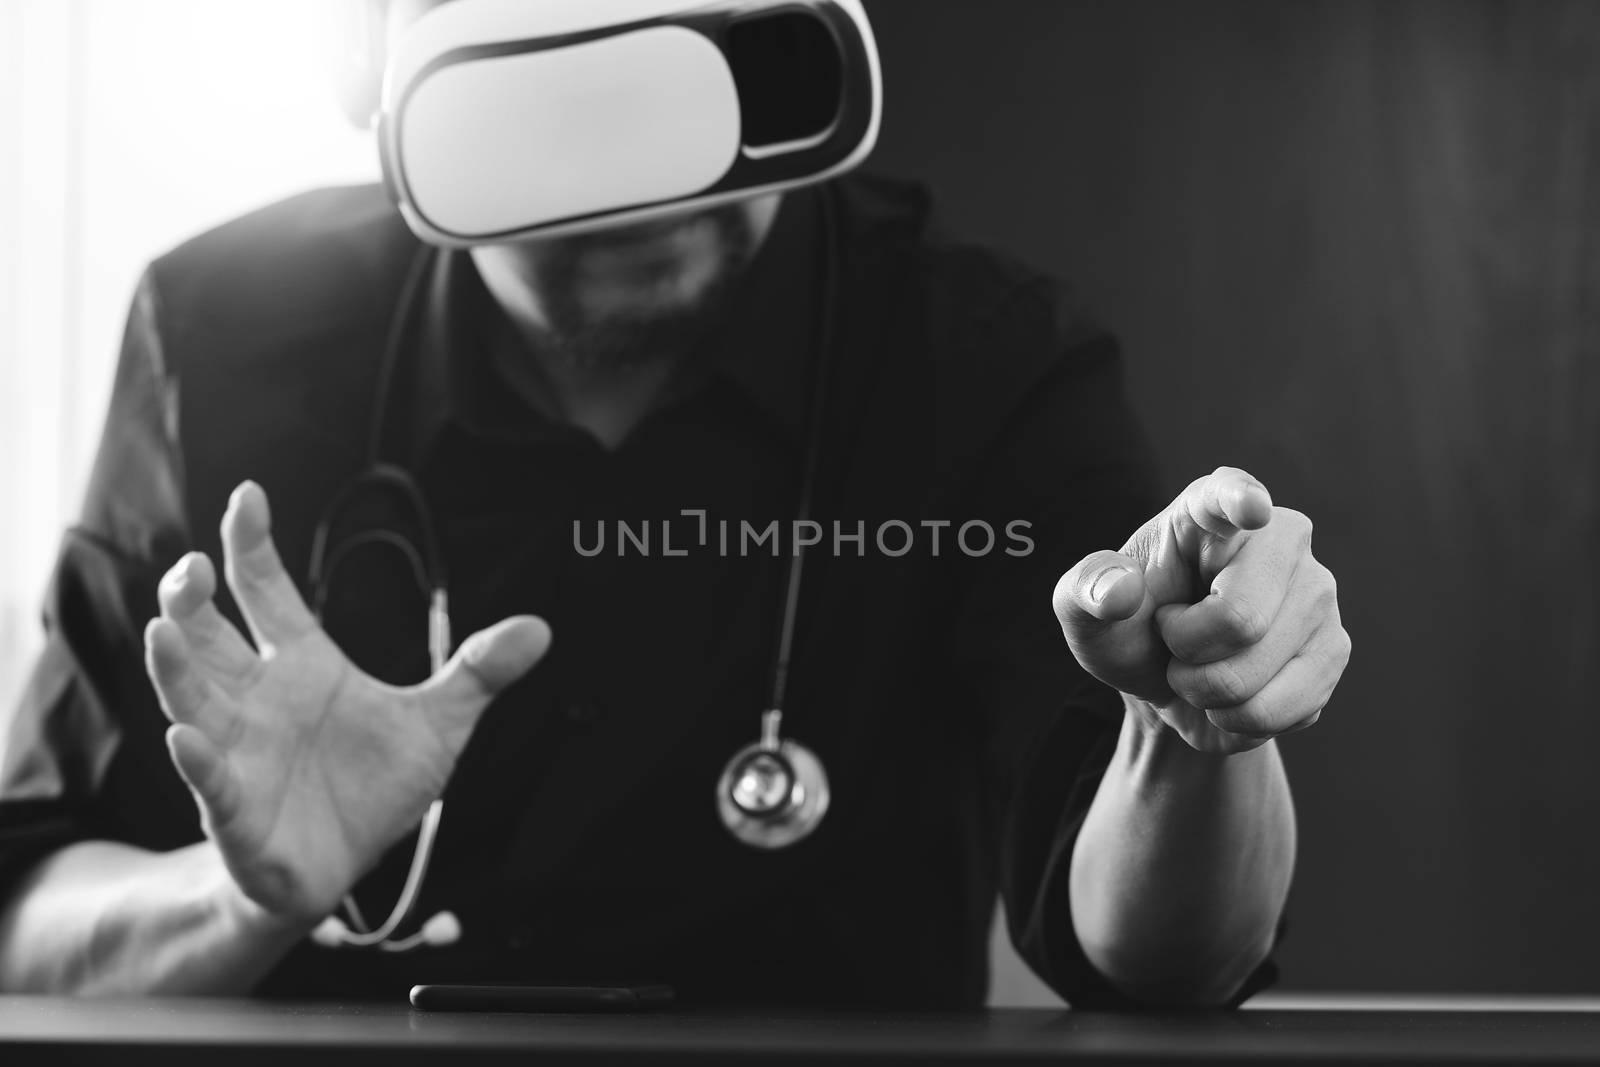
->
[[1233, 482, 1272, 518], [164, 558, 190, 593], [1089, 566, 1131, 605]]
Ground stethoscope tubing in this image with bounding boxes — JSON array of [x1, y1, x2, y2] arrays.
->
[[309, 185, 843, 950]]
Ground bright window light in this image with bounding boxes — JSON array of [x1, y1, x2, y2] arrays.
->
[[0, 0, 378, 715]]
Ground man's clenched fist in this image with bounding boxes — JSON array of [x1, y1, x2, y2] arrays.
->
[[1053, 466, 1350, 754]]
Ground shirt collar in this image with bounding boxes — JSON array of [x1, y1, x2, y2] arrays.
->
[[399, 184, 824, 457]]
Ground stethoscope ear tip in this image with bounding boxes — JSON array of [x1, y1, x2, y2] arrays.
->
[[311, 915, 348, 948], [422, 910, 462, 947], [310, 908, 461, 951]]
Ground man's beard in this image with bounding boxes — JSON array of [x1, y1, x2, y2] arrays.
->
[[529, 204, 761, 372]]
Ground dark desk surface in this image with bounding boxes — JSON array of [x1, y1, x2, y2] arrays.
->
[[6, 995, 1600, 1065]]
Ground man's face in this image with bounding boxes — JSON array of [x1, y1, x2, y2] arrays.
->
[[383, 0, 775, 365], [493, 201, 777, 365]]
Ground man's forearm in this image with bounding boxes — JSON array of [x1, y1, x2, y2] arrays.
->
[[0, 840, 310, 995], [1068, 695, 1296, 1006]]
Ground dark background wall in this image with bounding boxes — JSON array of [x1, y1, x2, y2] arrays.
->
[[862, 0, 1600, 993]]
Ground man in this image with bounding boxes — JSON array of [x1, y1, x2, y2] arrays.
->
[[0, 0, 1347, 1006]]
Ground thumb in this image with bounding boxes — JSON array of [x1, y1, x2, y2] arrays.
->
[[420, 615, 552, 718], [1053, 550, 1170, 703], [1054, 550, 1146, 633]]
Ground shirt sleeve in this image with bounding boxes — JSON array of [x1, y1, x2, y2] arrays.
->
[[943, 283, 1281, 1008], [0, 270, 191, 902]]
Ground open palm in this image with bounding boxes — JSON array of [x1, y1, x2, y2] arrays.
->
[[143, 481, 550, 923]]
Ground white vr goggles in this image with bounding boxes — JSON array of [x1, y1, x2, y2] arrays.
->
[[377, 0, 882, 247]]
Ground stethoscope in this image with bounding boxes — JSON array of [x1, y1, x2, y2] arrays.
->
[[309, 189, 841, 952]]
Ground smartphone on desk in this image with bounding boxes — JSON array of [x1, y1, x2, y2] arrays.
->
[[410, 983, 675, 1013]]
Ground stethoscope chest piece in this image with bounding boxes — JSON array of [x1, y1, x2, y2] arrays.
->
[[717, 710, 830, 849]]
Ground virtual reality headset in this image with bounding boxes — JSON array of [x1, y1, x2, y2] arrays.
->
[[377, 0, 882, 247]]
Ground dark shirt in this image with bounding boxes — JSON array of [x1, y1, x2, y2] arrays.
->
[[0, 176, 1265, 1007]]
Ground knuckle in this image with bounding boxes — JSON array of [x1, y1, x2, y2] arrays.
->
[[1218, 598, 1270, 647], [1169, 658, 1255, 710], [1163, 629, 1203, 665], [1207, 702, 1275, 739], [1208, 660, 1256, 707], [1166, 660, 1198, 704], [1331, 626, 1353, 669], [1312, 570, 1339, 614], [225, 556, 271, 596], [1196, 659, 1256, 708], [1278, 708, 1323, 738], [1278, 507, 1313, 549]]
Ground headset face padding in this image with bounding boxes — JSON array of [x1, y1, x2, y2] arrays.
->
[[377, 0, 881, 246]]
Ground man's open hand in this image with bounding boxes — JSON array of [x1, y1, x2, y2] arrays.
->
[[143, 481, 551, 923], [1052, 467, 1349, 754]]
